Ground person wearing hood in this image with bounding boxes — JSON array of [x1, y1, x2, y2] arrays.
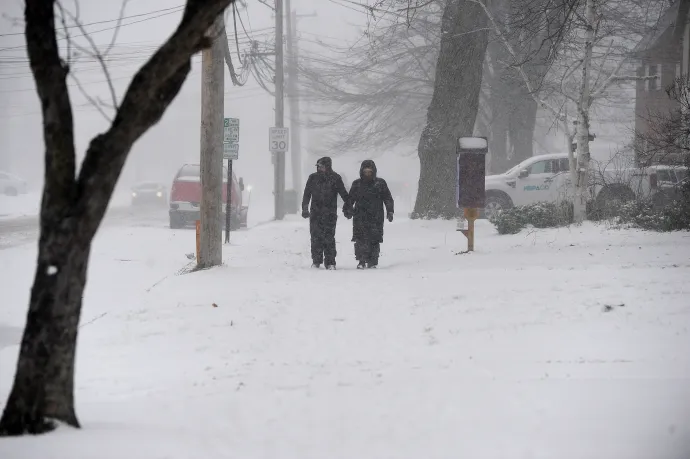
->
[[302, 157, 349, 270], [344, 160, 394, 269]]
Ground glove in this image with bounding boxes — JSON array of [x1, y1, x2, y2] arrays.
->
[[302, 210, 310, 219], [343, 208, 353, 219], [387, 212, 394, 222]]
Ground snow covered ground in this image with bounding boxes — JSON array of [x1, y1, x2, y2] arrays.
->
[[0, 217, 689, 458], [0, 192, 42, 220]]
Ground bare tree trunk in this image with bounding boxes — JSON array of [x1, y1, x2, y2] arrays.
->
[[0, 0, 233, 437], [573, 0, 596, 223], [486, 46, 510, 174], [413, 0, 489, 218], [509, 91, 538, 164]]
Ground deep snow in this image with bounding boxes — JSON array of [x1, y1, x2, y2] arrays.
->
[[0, 217, 689, 458]]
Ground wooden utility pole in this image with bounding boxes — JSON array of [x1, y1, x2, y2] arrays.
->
[[199, 17, 224, 268], [285, 4, 316, 213], [274, 0, 286, 220]]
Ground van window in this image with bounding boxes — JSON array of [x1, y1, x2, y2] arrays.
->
[[656, 170, 671, 182], [529, 160, 550, 174], [557, 158, 570, 173]]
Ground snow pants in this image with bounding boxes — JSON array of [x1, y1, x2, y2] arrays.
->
[[310, 212, 338, 266], [354, 239, 380, 265]]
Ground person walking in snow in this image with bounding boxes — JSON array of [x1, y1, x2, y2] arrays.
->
[[344, 160, 394, 269], [302, 157, 350, 270]]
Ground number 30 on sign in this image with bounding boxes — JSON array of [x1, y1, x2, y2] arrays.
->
[[269, 127, 289, 153]]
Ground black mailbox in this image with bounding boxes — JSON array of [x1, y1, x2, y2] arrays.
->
[[456, 136, 488, 209]]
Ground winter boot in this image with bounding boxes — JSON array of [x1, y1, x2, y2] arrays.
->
[[311, 263, 321, 269], [357, 261, 366, 269], [367, 262, 378, 269], [326, 265, 336, 270]]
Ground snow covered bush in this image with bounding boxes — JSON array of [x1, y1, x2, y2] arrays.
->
[[490, 201, 573, 235], [614, 196, 690, 232]]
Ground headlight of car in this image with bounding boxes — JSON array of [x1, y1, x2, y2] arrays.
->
[[156, 191, 163, 197], [132, 192, 137, 197]]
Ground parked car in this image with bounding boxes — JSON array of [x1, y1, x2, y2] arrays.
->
[[483, 153, 688, 219], [168, 163, 248, 229], [0, 171, 28, 196], [131, 182, 167, 207], [652, 175, 689, 209]]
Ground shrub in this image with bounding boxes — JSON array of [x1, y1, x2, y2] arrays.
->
[[490, 201, 573, 235], [613, 195, 690, 232]]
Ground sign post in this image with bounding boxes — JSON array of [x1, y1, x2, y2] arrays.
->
[[224, 118, 240, 243], [456, 136, 488, 253]]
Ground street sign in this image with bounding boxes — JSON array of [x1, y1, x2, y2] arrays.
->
[[269, 127, 289, 152], [223, 142, 239, 160], [224, 118, 239, 144]]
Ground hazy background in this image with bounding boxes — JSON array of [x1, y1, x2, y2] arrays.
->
[[0, 0, 420, 222], [0, 0, 633, 222]]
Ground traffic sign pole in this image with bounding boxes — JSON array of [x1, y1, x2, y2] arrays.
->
[[222, 117, 239, 242], [225, 158, 232, 243]]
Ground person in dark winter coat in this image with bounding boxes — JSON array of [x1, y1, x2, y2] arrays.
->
[[302, 157, 349, 269], [344, 160, 394, 269]]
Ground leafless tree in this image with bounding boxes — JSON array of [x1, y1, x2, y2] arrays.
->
[[298, 0, 570, 183], [635, 75, 690, 166], [0, 0, 235, 437], [475, 0, 667, 222], [480, 0, 573, 173], [413, 0, 489, 217], [296, 3, 441, 153]]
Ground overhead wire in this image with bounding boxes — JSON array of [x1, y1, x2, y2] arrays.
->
[[0, 5, 186, 38]]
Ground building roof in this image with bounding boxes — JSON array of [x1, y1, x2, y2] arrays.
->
[[633, 1, 683, 54]]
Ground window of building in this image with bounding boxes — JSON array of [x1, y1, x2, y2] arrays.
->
[[646, 64, 661, 91]]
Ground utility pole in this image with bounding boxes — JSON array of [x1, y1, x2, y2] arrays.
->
[[285, 5, 316, 213], [199, 16, 224, 268], [274, 0, 286, 220]]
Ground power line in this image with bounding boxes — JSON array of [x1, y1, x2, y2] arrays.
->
[[0, 8, 184, 52], [0, 5, 186, 38]]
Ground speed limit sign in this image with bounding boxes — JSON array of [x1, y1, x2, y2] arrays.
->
[[269, 127, 289, 153]]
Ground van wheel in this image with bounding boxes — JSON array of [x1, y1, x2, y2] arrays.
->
[[593, 186, 635, 218], [484, 194, 511, 220]]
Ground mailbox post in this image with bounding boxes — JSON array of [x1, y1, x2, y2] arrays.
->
[[456, 137, 488, 252]]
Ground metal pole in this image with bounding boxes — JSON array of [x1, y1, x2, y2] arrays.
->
[[199, 16, 224, 268], [225, 158, 232, 243], [274, 0, 286, 220]]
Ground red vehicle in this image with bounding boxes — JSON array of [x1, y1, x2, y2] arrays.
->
[[169, 163, 248, 229]]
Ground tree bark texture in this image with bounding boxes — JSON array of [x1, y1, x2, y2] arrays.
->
[[573, 0, 596, 223], [0, 0, 234, 437], [413, 0, 489, 218]]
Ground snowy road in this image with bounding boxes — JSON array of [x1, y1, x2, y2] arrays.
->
[[0, 205, 171, 250], [1, 217, 689, 458]]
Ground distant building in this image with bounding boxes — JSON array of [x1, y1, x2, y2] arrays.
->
[[632, 0, 690, 166]]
